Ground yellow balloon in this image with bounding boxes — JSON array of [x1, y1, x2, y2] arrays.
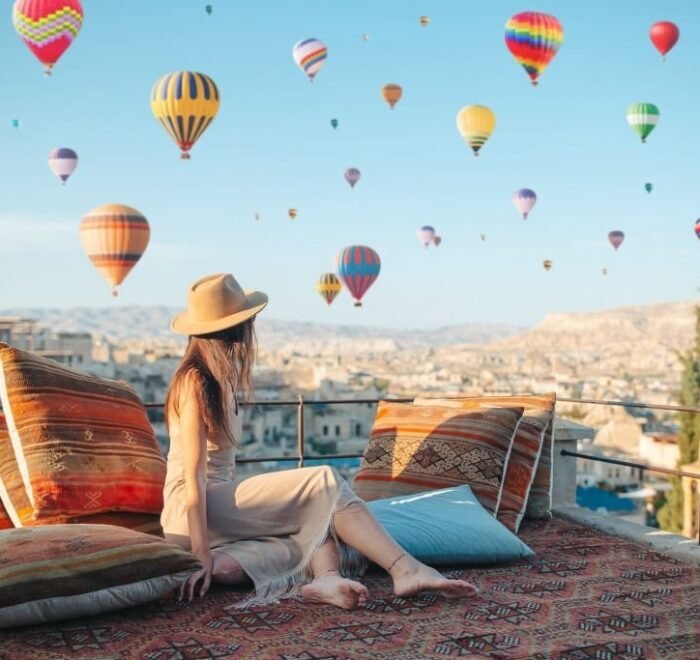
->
[[456, 105, 496, 156], [150, 72, 220, 159]]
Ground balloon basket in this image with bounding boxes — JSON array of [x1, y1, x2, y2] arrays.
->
[[181, 152, 191, 160], [111, 289, 118, 298], [531, 80, 538, 87], [354, 302, 362, 308], [44, 69, 52, 77]]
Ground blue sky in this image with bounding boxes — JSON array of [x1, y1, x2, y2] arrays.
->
[[0, 0, 697, 329]]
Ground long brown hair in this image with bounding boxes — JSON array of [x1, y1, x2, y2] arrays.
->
[[165, 319, 256, 446]]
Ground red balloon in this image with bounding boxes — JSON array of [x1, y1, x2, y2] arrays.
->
[[650, 21, 679, 58]]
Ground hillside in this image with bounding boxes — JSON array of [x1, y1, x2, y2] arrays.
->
[[0, 306, 525, 349]]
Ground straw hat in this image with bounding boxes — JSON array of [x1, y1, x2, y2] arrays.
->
[[171, 273, 268, 336]]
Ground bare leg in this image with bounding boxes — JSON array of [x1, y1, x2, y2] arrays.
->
[[332, 501, 479, 599], [211, 549, 252, 586], [301, 538, 369, 609]]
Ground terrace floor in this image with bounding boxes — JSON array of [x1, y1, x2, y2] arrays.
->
[[2, 516, 700, 659]]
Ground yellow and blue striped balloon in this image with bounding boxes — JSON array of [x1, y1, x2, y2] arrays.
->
[[150, 72, 220, 159]]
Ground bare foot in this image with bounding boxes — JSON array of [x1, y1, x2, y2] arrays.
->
[[301, 575, 369, 610], [391, 558, 479, 600]]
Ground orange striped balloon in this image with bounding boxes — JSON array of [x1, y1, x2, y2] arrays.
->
[[79, 204, 150, 296]]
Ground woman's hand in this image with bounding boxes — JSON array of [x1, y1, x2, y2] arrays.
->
[[179, 552, 213, 603]]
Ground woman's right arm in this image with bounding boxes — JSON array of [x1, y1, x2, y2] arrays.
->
[[178, 374, 213, 601]]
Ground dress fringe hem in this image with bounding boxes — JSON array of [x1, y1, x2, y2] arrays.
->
[[226, 481, 367, 610]]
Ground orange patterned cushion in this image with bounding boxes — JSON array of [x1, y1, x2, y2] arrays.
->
[[353, 401, 524, 514], [414, 394, 556, 531], [2, 410, 161, 535], [0, 415, 12, 530], [0, 343, 166, 520]]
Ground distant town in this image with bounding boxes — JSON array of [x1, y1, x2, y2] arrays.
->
[[0, 298, 696, 532]]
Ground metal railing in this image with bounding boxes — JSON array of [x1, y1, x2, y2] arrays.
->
[[153, 393, 700, 544]]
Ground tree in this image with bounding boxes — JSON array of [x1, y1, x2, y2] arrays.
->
[[657, 306, 700, 532]]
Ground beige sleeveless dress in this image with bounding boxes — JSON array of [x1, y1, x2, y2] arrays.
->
[[160, 405, 366, 608]]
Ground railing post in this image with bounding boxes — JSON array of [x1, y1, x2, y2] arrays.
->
[[297, 394, 305, 469]]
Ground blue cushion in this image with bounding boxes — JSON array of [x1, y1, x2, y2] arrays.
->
[[367, 485, 535, 566]]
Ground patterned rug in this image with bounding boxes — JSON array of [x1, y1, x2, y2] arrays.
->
[[2, 516, 700, 659]]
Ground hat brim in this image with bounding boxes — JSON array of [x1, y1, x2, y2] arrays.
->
[[170, 290, 268, 336]]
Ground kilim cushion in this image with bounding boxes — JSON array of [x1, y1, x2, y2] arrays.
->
[[368, 485, 534, 565], [0, 524, 201, 628], [414, 393, 556, 531], [0, 415, 12, 530], [1, 411, 162, 534], [353, 401, 524, 514], [0, 343, 166, 520]]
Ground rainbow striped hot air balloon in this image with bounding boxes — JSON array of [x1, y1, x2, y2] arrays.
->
[[292, 38, 327, 82], [48, 147, 78, 185], [13, 0, 84, 76], [337, 246, 381, 307], [505, 11, 563, 86], [150, 72, 220, 159], [316, 273, 342, 306], [627, 103, 659, 143], [456, 105, 496, 156], [695, 219, 700, 241], [79, 204, 150, 296]]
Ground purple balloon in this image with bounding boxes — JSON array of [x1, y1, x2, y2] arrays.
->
[[513, 188, 537, 219], [344, 167, 361, 188], [608, 230, 625, 250]]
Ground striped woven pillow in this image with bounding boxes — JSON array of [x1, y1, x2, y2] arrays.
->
[[353, 401, 524, 514], [1, 411, 162, 534], [0, 415, 12, 530], [0, 524, 200, 628], [414, 394, 556, 531], [0, 343, 166, 520]]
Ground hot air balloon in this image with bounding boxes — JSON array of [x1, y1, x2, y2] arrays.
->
[[288, 208, 298, 221], [11, 119, 20, 129], [382, 83, 403, 109], [292, 38, 327, 82], [543, 260, 553, 271], [480, 233, 486, 242], [417, 226, 436, 247], [627, 103, 659, 143], [644, 182, 653, 194], [79, 204, 150, 297], [695, 219, 700, 240], [650, 21, 679, 59], [513, 189, 537, 219], [48, 147, 78, 185], [362, 33, 369, 41], [150, 72, 220, 159], [504, 11, 563, 86], [456, 105, 496, 156], [608, 230, 625, 251], [337, 246, 381, 307], [316, 273, 342, 306], [420, 16, 430, 27], [254, 212, 261, 221], [205, 4, 213, 15], [602, 268, 608, 276], [344, 168, 361, 188], [330, 118, 338, 129], [13, 0, 84, 76], [433, 236, 442, 247]]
